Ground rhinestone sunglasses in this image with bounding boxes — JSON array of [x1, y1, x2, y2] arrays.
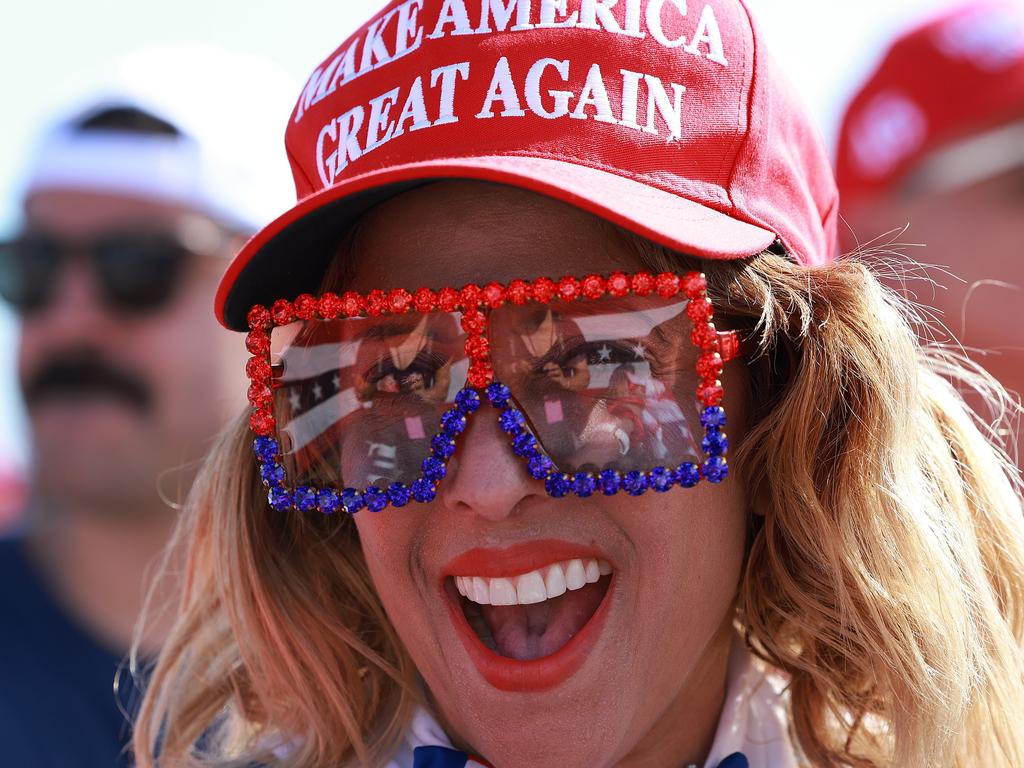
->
[[244, 271, 743, 515]]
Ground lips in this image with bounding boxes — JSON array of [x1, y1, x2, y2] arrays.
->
[[441, 540, 616, 692]]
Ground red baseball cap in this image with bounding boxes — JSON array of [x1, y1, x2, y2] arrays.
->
[[217, 0, 838, 330], [836, 0, 1024, 212]]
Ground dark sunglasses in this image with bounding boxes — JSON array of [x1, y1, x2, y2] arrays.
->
[[0, 231, 194, 315]]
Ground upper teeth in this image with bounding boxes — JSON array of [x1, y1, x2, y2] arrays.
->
[[454, 558, 613, 606]]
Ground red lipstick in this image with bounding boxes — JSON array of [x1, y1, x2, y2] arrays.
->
[[441, 538, 613, 578], [441, 539, 615, 692]]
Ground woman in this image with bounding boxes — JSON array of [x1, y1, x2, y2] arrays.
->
[[133, 1, 1024, 766]]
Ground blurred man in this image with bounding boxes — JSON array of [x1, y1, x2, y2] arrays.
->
[[835, 0, 1024, 459], [0, 48, 293, 766]]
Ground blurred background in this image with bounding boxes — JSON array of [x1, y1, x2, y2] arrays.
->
[[0, 0, 973, 506], [1, 2, 1021, 765]]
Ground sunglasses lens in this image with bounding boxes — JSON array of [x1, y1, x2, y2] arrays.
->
[[95, 235, 186, 312], [0, 236, 60, 313], [489, 295, 703, 475], [270, 312, 469, 491]]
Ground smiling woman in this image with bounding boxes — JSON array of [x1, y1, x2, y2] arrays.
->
[[133, 2, 1024, 767]]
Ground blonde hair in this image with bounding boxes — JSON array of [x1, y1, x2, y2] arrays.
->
[[133, 244, 1024, 767]]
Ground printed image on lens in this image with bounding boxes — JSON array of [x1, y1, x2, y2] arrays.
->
[[489, 295, 702, 475], [270, 312, 467, 490]]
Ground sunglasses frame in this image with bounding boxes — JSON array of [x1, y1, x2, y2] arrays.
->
[[0, 229, 219, 316], [245, 270, 741, 514]]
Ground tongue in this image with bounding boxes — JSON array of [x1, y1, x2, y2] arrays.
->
[[478, 578, 609, 660]]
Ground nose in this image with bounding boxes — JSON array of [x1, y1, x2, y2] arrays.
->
[[437, 400, 544, 523]]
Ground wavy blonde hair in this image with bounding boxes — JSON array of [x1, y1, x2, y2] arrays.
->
[[132, 241, 1024, 767]]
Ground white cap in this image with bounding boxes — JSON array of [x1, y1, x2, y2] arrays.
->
[[22, 45, 298, 233]]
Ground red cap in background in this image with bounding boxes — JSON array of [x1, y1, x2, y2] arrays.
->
[[217, 0, 838, 331], [836, 0, 1024, 213]]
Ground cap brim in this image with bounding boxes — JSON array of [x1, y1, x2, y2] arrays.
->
[[217, 155, 776, 330]]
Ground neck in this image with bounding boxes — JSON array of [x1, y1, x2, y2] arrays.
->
[[25, 497, 182, 658]]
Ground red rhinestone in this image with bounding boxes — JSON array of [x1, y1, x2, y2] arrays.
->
[[696, 352, 724, 380], [271, 299, 294, 326], [460, 310, 487, 335], [483, 282, 506, 308], [697, 380, 724, 407], [686, 298, 714, 323], [340, 291, 363, 317], [682, 272, 707, 298], [581, 274, 606, 299], [294, 294, 318, 320], [507, 279, 530, 305], [655, 272, 681, 298], [245, 331, 270, 356], [365, 290, 386, 316], [467, 361, 494, 388], [250, 408, 276, 436], [465, 335, 490, 360], [691, 322, 718, 350], [631, 272, 654, 296], [558, 276, 581, 302], [413, 287, 437, 313], [531, 277, 556, 303], [437, 287, 459, 312], [318, 292, 343, 319], [458, 283, 483, 310], [247, 383, 273, 408], [387, 288, 413, 314], [246, 356, 271, 382], [607, 272, 630, 297], [247, 305, 271, 331]]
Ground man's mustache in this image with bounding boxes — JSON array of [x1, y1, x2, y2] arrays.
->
[[23, 348, 153, 414]]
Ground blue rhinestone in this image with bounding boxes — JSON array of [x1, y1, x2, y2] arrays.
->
[[499, 408, 526, 434], [364, 487, 388, 512], [294, 486, 318, 512], [486, 382, 511, 408], [702, 456, 729, 483], [623, 471, 648, 496], [317, 488, 341, 514], [674, 462, 701, 488], [545, 472, 572, 498], [421, 456, 447, 482], [572, 472, 597, 497], [431, 435, 457, 460], [455, 388, 481, 413], [387, 482, 411, 508], [528, 454, 554, 480], [701, 428, 729, 456], [440, 409, 467, 436], [700, 406, 727, 429], [340, 487, 365, 514], [254, 436, 279, 462], [268, 486, 292, 511], [259, 462, 285, 487], [599, 469, 622, 496], [512, 432, 540, 458], [649, 466, 674, 492], [411, 478, 437, 503]]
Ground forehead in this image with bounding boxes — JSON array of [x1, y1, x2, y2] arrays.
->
[[23, 188, 220, 240], [345, 181, 646, 293]]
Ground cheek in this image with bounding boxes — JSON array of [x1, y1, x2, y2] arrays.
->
[[354, 513, 425, 625]]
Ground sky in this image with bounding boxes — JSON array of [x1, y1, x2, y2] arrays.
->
[[0, 0, 963, 467]]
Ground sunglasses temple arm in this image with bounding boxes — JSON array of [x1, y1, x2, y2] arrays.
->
[[716, 330, 751, 363]]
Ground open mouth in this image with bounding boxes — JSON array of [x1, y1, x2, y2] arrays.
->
[[446, 557, 614, 663]]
